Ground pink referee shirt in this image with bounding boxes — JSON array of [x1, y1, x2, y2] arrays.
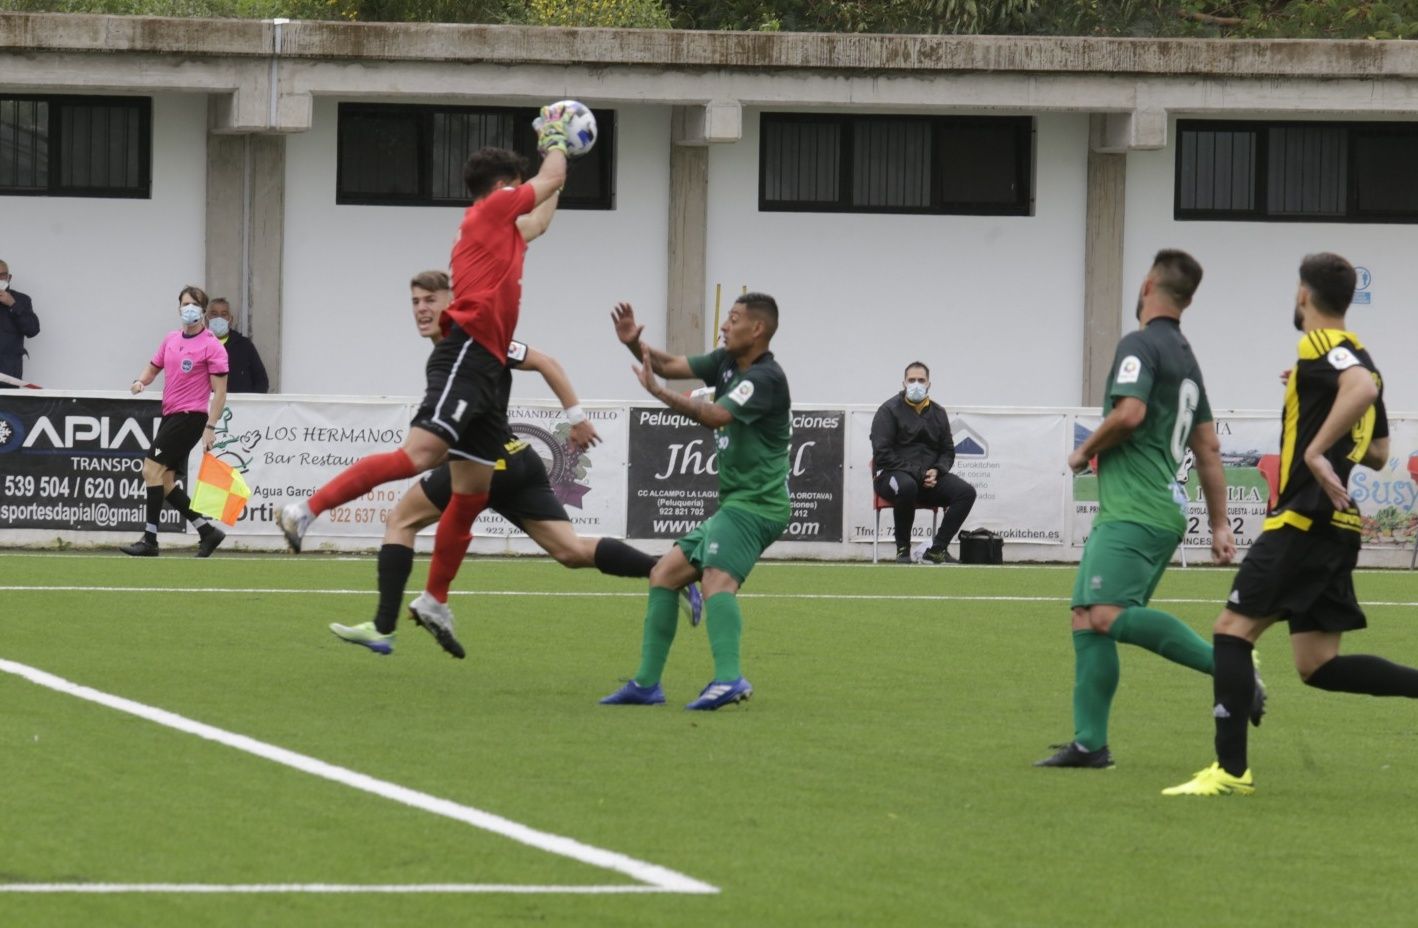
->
[[151, 329, 228, 416]]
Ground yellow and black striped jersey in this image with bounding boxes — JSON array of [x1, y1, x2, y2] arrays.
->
[[1270, 328, 1387, 542]]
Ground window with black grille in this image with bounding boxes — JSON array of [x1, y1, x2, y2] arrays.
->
[[0, 95, 150, 199], [337, 103, 614, 210], [759, 113, 1032, 215], [1176, 120, 1418, 222]]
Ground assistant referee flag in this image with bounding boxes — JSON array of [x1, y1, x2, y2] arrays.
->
[[192, 454, 253, 526]]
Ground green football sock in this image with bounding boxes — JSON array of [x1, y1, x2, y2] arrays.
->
[[1108, 606, 1214, 674], [705, 592, 743, 682], [633, 586, 681, 687], [1072, 630, 1119, 752]]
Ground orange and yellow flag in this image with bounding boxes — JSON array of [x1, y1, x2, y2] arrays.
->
[[192, 454, 253, 526]]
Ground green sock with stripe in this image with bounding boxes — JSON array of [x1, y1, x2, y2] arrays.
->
[[633, 586, 681, 687], [1108, 606, 1214, 674], [705, 592, 744, 682], [1072, 630, 1119, 752]]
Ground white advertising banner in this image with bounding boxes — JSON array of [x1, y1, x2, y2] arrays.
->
[[475, 403, 628, 538], [846, 408, 1069, 546], [213, 397, 418, 538]]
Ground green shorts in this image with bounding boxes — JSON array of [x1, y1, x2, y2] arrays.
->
[[676, 505, 786, 585], [1071, 520, 1182, 609]]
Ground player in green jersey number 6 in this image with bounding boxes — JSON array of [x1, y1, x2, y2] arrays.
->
[[600, 295, 791, 711], [1037, 249, 1265, 769]]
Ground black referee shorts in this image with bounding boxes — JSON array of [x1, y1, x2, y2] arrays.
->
[[148, 411, 207, 473], [411, 329, 512, 466], [418, 449, 569, 530], [1228, 525, 1366, 634]]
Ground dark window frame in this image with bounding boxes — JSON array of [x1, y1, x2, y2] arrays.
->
[[0, 94, 152, 199], [336, 102, 615, 210], [758, 112, 1033, 216], [1175, 119, 1418, 223]]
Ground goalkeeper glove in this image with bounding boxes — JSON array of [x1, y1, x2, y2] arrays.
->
[[533, 104, 572, 156]]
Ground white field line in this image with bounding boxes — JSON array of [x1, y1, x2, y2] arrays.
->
[[0, 658, 718, 897], [0, 883, 680, 894], [4, 585, 1418, 608], [1, 551, 1414, 577]]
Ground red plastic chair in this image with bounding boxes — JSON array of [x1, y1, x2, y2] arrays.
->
[[871, 459, 940, 563], [1257, 455, 1281, 511], [1408, 455, 1418, 569]]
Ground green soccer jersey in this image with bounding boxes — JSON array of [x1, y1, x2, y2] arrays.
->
[[686, 348, 792, 523], [1095, 317, 1213, 535]]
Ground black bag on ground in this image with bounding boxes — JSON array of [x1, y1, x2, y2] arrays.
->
[[958, 528, 1003, 565]]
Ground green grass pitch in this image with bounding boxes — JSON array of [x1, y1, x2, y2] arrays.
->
[[4, 552, 1418, 927]]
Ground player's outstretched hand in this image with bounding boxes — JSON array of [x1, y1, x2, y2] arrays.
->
[[1305, 452, 1352, 511], [611, 302, 644, 346], [568, 420, 601, 451], [1210, 523, 1237, 565], [633, 343, 662, 398]]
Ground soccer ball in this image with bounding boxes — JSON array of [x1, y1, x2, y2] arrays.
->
[[551, 100, 597, 158]]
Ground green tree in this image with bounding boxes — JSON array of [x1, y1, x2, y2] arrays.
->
[[522, 0, 671, 28]]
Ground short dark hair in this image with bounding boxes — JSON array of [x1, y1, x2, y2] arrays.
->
[[1151, 249, 1203, 309], [904, 361, 930, 379], [179, 285, 209, 310], [410, 270, 450, 292], [1299, 252, 1356, 316], [736, 291, 779, 338], [463, 147, 532, 201]]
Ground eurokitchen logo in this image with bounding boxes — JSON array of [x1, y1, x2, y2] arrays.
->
[[951, 419, 989, 458]]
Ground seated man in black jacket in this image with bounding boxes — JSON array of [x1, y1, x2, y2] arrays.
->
[[871, 361, 976, 564], [206, 298, 270, 393]]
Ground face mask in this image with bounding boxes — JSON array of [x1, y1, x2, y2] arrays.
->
[[180, 305, 202, 326], [208, 317, 230, 338], [0, 279, 9, 292], [905, 383, 928, 403]]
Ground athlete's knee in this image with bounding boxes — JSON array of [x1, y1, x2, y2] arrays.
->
[[701, 568, 739, 597], [648, 556, 680, 587], [955, 482, 977, 505], [141, 458, 164, 484], [1078, 605, 1121, 635]]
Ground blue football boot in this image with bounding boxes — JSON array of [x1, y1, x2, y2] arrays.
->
[[599, 680, 666, 706], [680, 583, 704, 627], [684, 677, 753, 711]]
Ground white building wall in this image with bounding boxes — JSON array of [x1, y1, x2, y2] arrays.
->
[[280, 99, 671, 400], [4, 93, 207, 390], [704, 111, 1090, 408], [1123, 119, 1418, 414]]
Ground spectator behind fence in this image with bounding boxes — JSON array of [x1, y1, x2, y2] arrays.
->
[[870, 361, 977, 564], [0, 258, 41, 388], [206, 298, 269, 393]]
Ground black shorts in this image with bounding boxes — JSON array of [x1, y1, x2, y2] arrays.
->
[[148, 412, 207, 473], [410, 329, 512, 465], [1228, 526, 1366, 634], [418, 447, 569, 531]]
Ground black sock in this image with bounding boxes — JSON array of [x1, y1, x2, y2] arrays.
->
[[1307, 654, 1418, 697], [374, 544, 415, 635], [1213, 634, 1254, 777], [144, 485, 164, 542], [165, 487, 209, 530], [593, 538, 658, 578]]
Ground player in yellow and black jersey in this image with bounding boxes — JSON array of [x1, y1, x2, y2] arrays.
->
[[1166, 252, 1418, 798], [1269, 325, 1388, 541]]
